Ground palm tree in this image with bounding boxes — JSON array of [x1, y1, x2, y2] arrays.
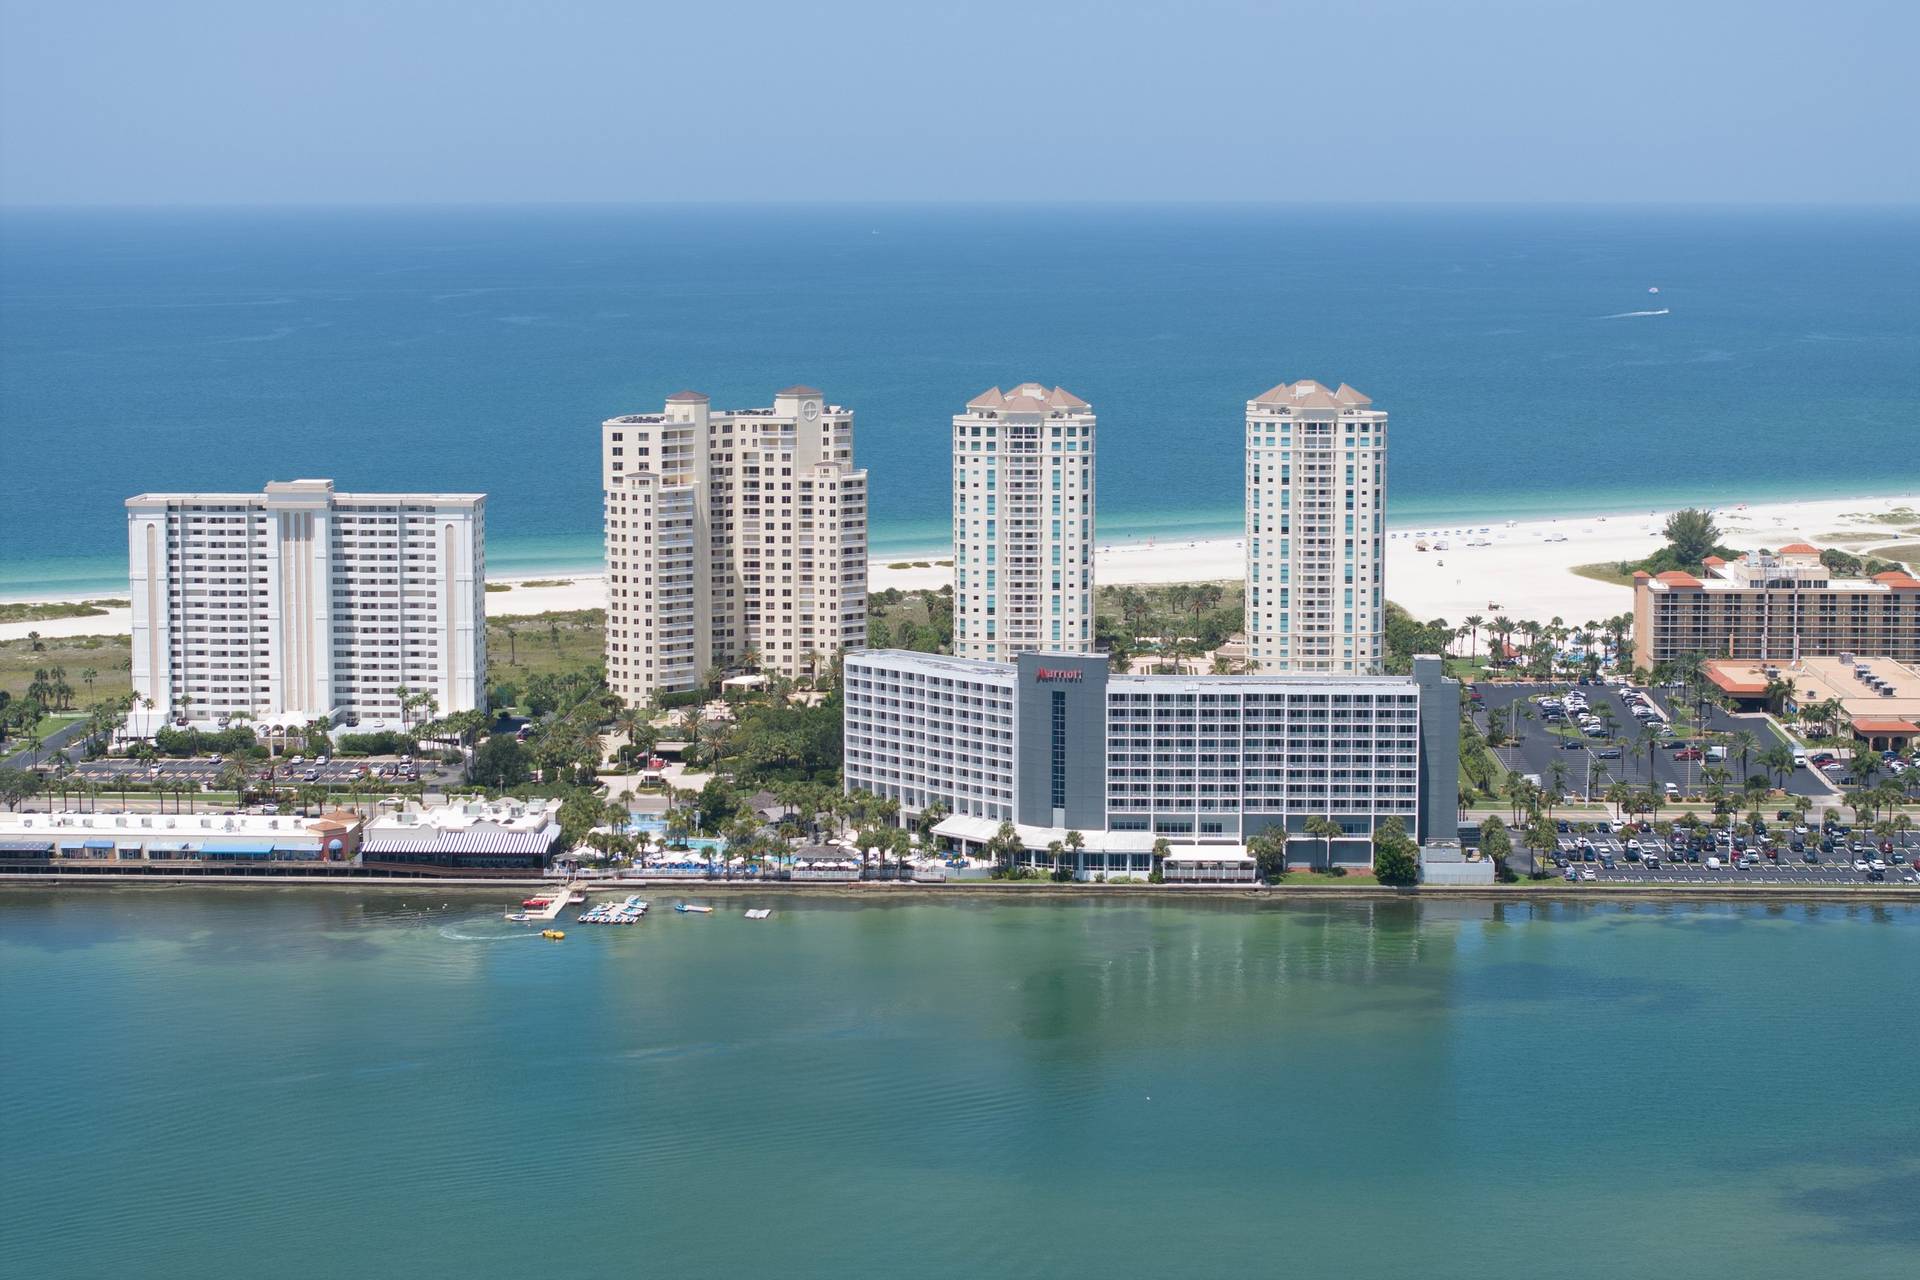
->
[[1758, 744, 1796, 791], [1304, 815, 1341, 870], [1462, 614, 1484, 665], [1733, 730, 1758, 784], [1064, 828, 1085, 878]]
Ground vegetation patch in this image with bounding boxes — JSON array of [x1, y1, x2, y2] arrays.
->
[[0, 633, 130, 703], [1569, 562, 1637, 587], [1586, 508, 1741, 581], [868, 586, 953, 653], [1871, 543, 1920, 567], [518, 579, 573, 588], [1097, 581, 1242, 673], [0, 599, 127, 623], [484, 583, 512, 592], [487, 609, 606, 691]]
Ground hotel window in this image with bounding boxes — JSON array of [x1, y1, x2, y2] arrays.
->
[[1050, 692, 1067, 810]]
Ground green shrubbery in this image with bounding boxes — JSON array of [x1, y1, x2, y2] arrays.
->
[[335, 731, 415, 757]]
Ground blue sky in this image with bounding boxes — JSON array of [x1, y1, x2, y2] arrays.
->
[[2, 0, 1914, 205]]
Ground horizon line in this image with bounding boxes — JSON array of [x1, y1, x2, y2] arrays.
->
[[4, 197, 1919, 214]]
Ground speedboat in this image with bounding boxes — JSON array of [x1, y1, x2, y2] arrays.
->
[[675, 903, 714, 914]]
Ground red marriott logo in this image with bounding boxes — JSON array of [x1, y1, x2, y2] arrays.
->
[[1035, 668, 1084, 682]]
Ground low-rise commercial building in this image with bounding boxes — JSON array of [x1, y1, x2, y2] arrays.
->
[[1632, 546, 1920, 670], [1708, 655, 1920, 751], [359, 799, 563, 874], [844, 650, 1458, 877], [0, 809, 363, 874]]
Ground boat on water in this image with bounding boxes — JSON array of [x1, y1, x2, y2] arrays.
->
[[541, 929, 565, 941], [675, 903, 714, 914], [577, 894, 650, 925], [744, 908, 772, 920]]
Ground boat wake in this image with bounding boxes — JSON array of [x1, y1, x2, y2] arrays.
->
[[436, 925, 540, 943], [1600, 308, 1671, 318]]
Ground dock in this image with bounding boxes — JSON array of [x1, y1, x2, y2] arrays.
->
[[506, 889, 583, 923]]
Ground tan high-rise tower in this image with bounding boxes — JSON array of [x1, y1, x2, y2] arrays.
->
[[951, 383, 1096, 660], [602, 387, 867, 702], [1245, 380, 1387, 674]]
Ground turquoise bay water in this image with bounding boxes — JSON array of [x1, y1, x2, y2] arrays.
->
[[2, 205, 1918, 595], [2, 890, 1916, 1279]]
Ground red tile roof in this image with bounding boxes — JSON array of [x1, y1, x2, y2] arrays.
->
[[1777, 542, 1818, 554], [1705, 663, 1768, 696], [1653, 570, 1702, 588], [1850, 718, 1920, 735], [1701, 555, 1726, 567]]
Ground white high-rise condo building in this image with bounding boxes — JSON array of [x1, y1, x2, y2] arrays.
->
[[952, 383, 1095, 661], [602, 386, 868, 703], [125, 479, 486, 736], [1245, 380, 1387, 674]]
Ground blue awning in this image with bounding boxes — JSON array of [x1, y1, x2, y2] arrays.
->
[[0, 840, 53, 854], [84, 839, 114, 850], [202, 843, 277, 858], [146, 842, 195, 852]]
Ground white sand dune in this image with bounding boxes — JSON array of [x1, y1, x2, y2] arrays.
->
[[4, 491, 1914, 643], [872, 491, 1920, 626]]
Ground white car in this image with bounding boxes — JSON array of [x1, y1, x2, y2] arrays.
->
[[1706, 857, 1722, 870], [1852, 859, 1870, 872]]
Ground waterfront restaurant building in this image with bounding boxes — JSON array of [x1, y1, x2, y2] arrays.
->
[[1631, 546, 1920, 670], [0, 809, 364, 875], [843, 650, 1459, 878], [358, 799, 564, 875], [125, 479, 487, 737]]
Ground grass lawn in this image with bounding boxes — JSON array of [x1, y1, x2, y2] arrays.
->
[[1872, 543, 1920, 566], [1569, 562, 1637, 587], [0, 632, 131, 703], [0, 599, 129, 624], [487, 609, 605, 686]]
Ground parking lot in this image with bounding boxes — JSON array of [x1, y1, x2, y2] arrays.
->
[[1473, 681, 1831, 802], [73, 756, 452, 788], [1536, 825, 1920, 886]]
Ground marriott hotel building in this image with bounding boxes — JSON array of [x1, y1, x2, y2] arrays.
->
[[844, 650, 1458, 876]]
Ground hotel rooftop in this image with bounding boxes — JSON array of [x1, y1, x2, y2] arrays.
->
[[1706, 655, 1920, 747], [1635, 545, 1920, 594]]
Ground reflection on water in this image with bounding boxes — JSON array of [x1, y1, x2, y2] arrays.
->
[[1, 891, 1915, 1280]]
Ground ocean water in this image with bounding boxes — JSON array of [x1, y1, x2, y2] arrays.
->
[[1, 890, 1915, 1279], [2, 204, 1917, 596]]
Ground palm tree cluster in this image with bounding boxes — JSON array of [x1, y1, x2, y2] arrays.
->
[[1099, 582, 1240, 674]]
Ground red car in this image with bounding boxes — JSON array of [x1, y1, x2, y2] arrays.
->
[[1673, 747, 1704, 761]]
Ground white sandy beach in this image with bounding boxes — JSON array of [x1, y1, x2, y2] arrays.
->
[[4, 492, 1915, 644]]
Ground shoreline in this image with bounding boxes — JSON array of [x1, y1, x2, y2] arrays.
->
[[5, 486, 1916, 638], [4, 875, 1917, 904]]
